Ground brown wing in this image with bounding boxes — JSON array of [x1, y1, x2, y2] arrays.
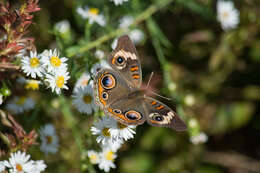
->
[[108, 35, 142, 89], [143, 96, 187, 131], [93, 68, 132, 110]]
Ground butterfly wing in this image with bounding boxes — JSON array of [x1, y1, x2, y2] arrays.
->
[[143, 96, 187, 131], [108, 35, 142, 89], [93, 68, 132, 110]]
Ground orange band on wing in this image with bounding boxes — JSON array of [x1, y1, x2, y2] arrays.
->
[[132, 74, 140, 79], [156, 105, 164, 110], [130, 66, 139, 72], [112, 57, 116, 65], [98, 74, 107, 107], [151, 101, 157, 105]]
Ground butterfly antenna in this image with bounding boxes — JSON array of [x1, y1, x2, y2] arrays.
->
[[145, 72, 171, 101], [146, 72, 154, 89]]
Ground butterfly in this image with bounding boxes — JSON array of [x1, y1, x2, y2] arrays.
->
[[93, 35, 187, 131]]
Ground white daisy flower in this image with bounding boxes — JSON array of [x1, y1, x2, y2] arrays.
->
[[110, 0, 129, 6], [77, 6, 106, 26], [25, 79, 41, 90], [101, 139, 123, 152], [190, 132, 208, 145], [45, 68, 70, 94], [31, 160, 47, 173], [91, 59, 111, 74], [72, 85, 97, 114], [21, 51, 44, 79], [217, 0, 239, 30], [94, 50, 105, 59], [74, 72, 92, 90], [3, 151, 35, 173], [87, 150, 100, 164], [109, 119, 136, 141], [91, 116, 119, 145], [98, 148, 117, 172], [129, 29, 144, 44], [39, 124, 59, 154], [41, 49, 68, 74], [54, 20, 70, 34], [0, 94, 3, 105], [6, 96, 35, 114], [0, 161, 5, 172], [119, 15, 134, 28]]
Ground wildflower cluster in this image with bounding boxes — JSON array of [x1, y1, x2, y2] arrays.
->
[[0, 151, 46, 173]]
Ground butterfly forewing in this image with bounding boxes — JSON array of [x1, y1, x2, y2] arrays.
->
[[108, 35, 142, 89]]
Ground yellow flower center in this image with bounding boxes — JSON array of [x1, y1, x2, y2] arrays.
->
[[89, 8, 99, 15], [222, 11, 229, 19], [46, 135, 53, 144], [56, 76, 65, 88], [102, 128, 110, 137], [105, 151, 114, 161], [89, 154, 98, 163], [30, 57, 40, 68], [50, 56, 61, 67], [83, 94, 92, 104], [16, 96, 26, 105], [16, 164, 23, 172], [25, 80, 40, 90], [117, 122, 127, 129]]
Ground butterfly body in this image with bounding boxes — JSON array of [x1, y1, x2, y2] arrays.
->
[[94, 35, 187, 131]]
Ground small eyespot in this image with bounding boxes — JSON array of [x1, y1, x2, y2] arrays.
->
[[152, 113, 164, 121], [113, 109, 121, 114], [102, 92, 108, 100], [125, 110, 142, 120], [116, 56, 125, 64], [101, 74, 116, 89]]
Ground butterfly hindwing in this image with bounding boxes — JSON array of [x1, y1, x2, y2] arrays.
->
[[106, 92, 146, 125], [108, 35, 142, 89], [143, 96, 187, 131]]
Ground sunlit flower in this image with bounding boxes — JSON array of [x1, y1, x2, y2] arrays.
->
[[109, 118, 136, 141], [6, 96, 35, 114], [184, 94, 195, 106], [3, 151, 35, 173], [21, 51, 44, 79], [119, 15, 134, 28], [95, 50, 105, 59], [102, 139, 123, 152], [39, 124, 59, 154], [190, 132, 208, 145], [74, 72, 92, 90], [98, 147, 117, 172], [45, 68, 70, 94], [72, 85, 97, 114], [25, 79, 41, 90], [91, 59, 111, 74], [91, 116, 119, 145], [77, 6, 106, 26], [0, 94, 3, 105], [217, 0, 239, 30], [31, 160, 47, 173], [54, 20, 70, 34], [129, 29, 144, 44], [0, 161, 5, 172], [110, 0, 129, 6], [41, 49, 68, 74], [87, 150, 100, 164]]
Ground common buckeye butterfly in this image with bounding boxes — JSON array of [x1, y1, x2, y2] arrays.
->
[[94, 35, 187, 131]]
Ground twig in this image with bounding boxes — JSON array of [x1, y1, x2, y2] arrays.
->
[[203, 151, 260, 173]]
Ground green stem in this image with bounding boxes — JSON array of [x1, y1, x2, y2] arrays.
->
[[66, 0, 174, 57]]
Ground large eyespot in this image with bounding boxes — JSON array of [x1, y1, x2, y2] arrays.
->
[[150, 113, 164, 121], [116, 56, 125, 64], [113, 109, 121, 114], [125, 110, 142, 120], [102, 92, 108, 100], [101, 74, 116, 89]]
